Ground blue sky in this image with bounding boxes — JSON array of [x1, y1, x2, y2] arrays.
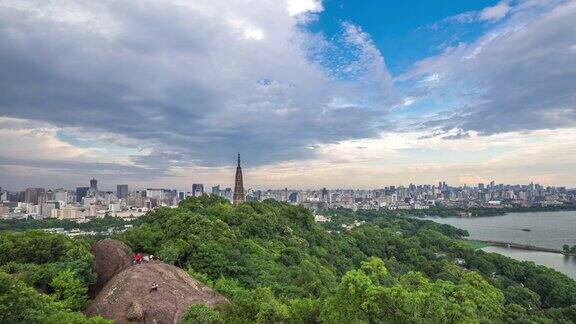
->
[[0, 0, 575, 190], [313, 0, 497, 74]]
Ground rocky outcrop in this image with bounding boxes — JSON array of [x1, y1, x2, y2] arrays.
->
[[86, 240, 227, 323], [88, 239, 133, 297]]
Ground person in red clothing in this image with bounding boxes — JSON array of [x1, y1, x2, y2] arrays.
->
[[134, 252, 142, 264]]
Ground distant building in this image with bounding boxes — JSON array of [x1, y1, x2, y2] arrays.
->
[[192, 184, 204, 197], [289, 191, 299, 203], [54, 189, 68, 204], [24, 188, 45, 205], [233, 153, 245, 205], [87, 178, 99, 198], [90, 178, 98, 191], [76, 187, 89, 203], [223, 188, 232, 201], [212, 185, 220, 196], [146, 189, 165, 201], [117, 184, 129, 199]]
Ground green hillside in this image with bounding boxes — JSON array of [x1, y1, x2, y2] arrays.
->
[[118, 196, 576, 323]]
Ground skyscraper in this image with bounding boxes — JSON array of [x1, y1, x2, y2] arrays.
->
[[117, 184, 129, 199], [24, 188, 45, 205], [192, 184, 204, 197], [233, 153, 245, 205], [76, 187, 89, 203], [90, 178, 98, 191]]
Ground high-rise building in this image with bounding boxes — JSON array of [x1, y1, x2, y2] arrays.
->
[[192, 184, 204, 197], [321, 188, 328, 202], [146, 189, 164, 201], [54, 189, 68, 204], [76, 187, 89, 203], [224, 188, 232, 200], [24, 188, 45, 205], [233, 153, 245, 205], [117, 184, 129, 199], [90, 178, 98, 191], [212, 185, 220, 196]]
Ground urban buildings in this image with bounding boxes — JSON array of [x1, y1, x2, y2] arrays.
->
[[117, 184, 129, 199], [192, 184, 204, 197], [76, 187, 89, 203], [1, 156, 574, 222]]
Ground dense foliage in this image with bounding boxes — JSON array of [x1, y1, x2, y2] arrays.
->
[[0, 230, 109, 323], [120, 196, 576, 323], [0, 216, 142, 233]]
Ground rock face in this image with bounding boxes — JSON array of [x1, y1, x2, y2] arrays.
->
[[86, 240, 227, 324], [88, 239, 133, 297]]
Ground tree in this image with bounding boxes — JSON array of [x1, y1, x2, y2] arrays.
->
[[0, 270, 109, 324], [504, 286, 541, 310], [50, 270, 88, 311], [180, 304, 221, 324]]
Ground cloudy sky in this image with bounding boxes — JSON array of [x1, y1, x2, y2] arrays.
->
[[1, 0, 575, 191]]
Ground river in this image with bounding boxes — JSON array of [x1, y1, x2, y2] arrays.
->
[[423, 211, 576, 279]]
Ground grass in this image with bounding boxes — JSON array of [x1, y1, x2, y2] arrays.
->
[[462, 240, 492, 250]]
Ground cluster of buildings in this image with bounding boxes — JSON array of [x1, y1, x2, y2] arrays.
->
[[260, 182, 576, 211], [0, 154, 248, 221], [0, 178, 238, 221], [0, 179, 148, 221], [1, 153, 574, 221]]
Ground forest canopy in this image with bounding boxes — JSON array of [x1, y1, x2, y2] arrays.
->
[[118, 196, 576, 323], [1, 196, 575, 323]]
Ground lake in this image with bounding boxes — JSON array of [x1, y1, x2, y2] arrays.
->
[[423, 211, 576, 279]]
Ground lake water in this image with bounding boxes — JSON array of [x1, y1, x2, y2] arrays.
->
[[423, 211, 576, 279]]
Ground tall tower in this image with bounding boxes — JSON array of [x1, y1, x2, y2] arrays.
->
[[233, 153, 245, 205], [90, 178, 98, 191]]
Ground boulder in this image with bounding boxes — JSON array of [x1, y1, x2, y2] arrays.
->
[[86, 260, 227, 323], [89, 239, 133, 297]]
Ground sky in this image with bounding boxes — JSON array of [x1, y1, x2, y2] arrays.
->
[[0, 0, 575, 191]]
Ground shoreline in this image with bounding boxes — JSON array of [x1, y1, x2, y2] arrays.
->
[[466, 238, 576, 256], [411, 206, 576, 218]]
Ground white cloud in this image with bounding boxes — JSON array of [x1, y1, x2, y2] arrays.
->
[[479, 0, 511, 21], [0, 118, 86, 161], [402, 0, 576, 134], [286, 0, 323, 16], [237, 128, 576, 189]]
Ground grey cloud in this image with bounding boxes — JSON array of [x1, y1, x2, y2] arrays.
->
[[405, 0, 576, 135], [0, 0, 399, 171], [0, 156, 166, 190]]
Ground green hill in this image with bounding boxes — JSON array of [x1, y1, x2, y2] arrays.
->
[[1, 196, 574, 323], [116, 196, 576, 323]]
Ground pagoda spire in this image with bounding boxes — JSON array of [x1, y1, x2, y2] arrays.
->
[[233, 153, 245, 205]]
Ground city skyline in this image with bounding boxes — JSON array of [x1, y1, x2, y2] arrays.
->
[[2, 177, 574, 193], [1, 0, 575, 189]]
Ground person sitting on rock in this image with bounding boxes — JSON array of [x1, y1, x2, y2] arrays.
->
[[150, 282, 158, 292], [134, 252, 142, 264]]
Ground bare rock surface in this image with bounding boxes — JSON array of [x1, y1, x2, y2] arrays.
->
[[86, 240, 227, 324], [89, 239, 133, 297]]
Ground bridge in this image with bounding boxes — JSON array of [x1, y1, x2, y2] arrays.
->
[[468, 239, 576, 256]]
